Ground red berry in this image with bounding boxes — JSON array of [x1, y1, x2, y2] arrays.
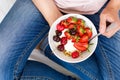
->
[[60, 37, 67, 45], [55, 30, 62, 36], [53, 35, 61, 42], [67, 17, 77, 23], [57, 44, 65, 51], [60, 20, 69, 28], [64, 31, 71, 39], [79, 34, 89, 43], [71, 51, 80, 58], [85, 27, 92, 38], [56, 24, 65, 31], [73, 42, 88, 52], [77, 19, 82, 24], [68, 23, 76, 29]]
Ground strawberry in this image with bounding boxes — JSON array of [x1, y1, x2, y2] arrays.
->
[[66, 17, 77, 23], [60, 20, 69, 28], [68, 23, 76, 29], [64, 31, 71, 39], [73, 42, 88, 52], [71, 35, 80, 42], [81, 20, 85, 27], [85, 27, 92, 38], [60, 37, 68, 45], [71, 51, 80, 58], [77, 26, 86, 37], [56, 23, 65, 31], [79, 34, 89, 43], [77, 19, 82, 25]]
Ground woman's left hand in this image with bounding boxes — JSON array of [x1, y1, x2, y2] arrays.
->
[[99, 0, 120, 38]]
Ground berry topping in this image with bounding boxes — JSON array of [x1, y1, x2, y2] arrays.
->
[[55, 30, 62, 36], [53, 35, 60, 42], [71, 51, 80, 58], [60, 37, 67, 45], [57, 44, 65, 51]]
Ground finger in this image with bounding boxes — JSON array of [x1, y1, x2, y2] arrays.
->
[[103, 23, 120, 38], [99, 15, 107, 34]]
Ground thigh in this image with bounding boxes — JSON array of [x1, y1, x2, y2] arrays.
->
[[95, 31, 120, 80], [0, 0, 49, 80], [20, 60, 75, 80]]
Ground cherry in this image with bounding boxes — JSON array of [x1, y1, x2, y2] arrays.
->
[[53, 35, 60, 42], [57, 44, 65, 51]]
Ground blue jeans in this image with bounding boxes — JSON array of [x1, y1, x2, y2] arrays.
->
[[0, 0, 120, 80], [0, 0, 74, 80]]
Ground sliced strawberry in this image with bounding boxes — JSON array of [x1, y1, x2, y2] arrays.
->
[[68, 23, 76, 29], [71, 37, 76, 42], [71, 51, 80, 58], [60, 20, 69, 28], [77, 19, 82, 25], [79, 34, 89, 43], [71, 35, 80, 42], [66, 17, 77, 23], [56, 23, 65, 31], [64, 31, 71, 39], [77, 26, 86, 37], [73, 42, 88, 52], [81, 20, 85, 27], [60, 37, 67, 45], [85, 27, 92, 38]]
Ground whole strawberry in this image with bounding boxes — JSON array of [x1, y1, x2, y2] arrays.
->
[[71, 51, 80, 58]]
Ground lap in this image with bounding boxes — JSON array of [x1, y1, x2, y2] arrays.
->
[[95, 31, 120, 80], [21, 60, 75, 80]]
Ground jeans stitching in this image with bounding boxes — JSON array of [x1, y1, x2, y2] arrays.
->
[[71, 64, 98, 80], [98, 41, 114, 80], [13, 25, 49, 79], [20, 76, 54, 80]]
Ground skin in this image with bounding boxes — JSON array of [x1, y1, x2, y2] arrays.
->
[[32, 0, 120, 43], [99, 0, 120, 38], [32, 0, 63, 26]]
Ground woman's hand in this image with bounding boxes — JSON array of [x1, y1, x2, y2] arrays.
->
[[99, 0, 120, 38]]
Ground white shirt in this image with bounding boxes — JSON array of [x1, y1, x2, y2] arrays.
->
[[54, 0, 107, 14]]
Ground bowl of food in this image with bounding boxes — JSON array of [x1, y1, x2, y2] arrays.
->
[[48, 14, 98, 63]]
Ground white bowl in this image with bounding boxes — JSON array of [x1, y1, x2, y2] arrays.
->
[[48, 14, 98, 63]]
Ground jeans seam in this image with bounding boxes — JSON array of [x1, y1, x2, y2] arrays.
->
[[98, 41, 114, 80], [20, 76, 54, 80], [13, 25, 49, 79], [71, 64, 98, 80]]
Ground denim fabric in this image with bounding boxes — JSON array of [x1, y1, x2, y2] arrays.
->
[[0, 0, 75, 80], [20, 60, 75, 80]]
